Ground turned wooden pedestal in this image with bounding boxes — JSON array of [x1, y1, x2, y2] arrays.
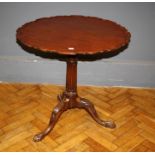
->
[[33, 58, 116, 142], [16, 15, 130, 142]]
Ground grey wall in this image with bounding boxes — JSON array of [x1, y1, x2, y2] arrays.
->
[[0, 2, 155, 87]]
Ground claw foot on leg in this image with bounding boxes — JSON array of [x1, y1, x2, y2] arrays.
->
[[33, 133, 45, 142], [102, 120, 116, 128], [78, 98, 116, 129]]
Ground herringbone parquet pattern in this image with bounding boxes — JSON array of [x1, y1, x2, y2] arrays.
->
[[0, 83, 155, 152]]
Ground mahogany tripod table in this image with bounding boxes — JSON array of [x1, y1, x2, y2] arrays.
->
[[16, 15, 131, 142]]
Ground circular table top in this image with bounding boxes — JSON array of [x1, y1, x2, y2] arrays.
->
[[16, 15, 131, 55]]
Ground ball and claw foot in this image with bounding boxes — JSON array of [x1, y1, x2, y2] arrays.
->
[[103, 121, 116, 128], [33, 133, 45, 142]]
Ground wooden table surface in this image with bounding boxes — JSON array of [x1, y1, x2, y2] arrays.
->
[[16, 15, 131, 55]]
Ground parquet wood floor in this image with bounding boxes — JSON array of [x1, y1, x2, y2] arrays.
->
[[0, 83, 155, 152]]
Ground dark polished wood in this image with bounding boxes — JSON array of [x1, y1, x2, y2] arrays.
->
[[33, 58, 115, 142], [16, 15, 130, 55], [16, 15, 130, 142]]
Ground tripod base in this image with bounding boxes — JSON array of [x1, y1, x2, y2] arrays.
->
[[33, 91, 116, 142]]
